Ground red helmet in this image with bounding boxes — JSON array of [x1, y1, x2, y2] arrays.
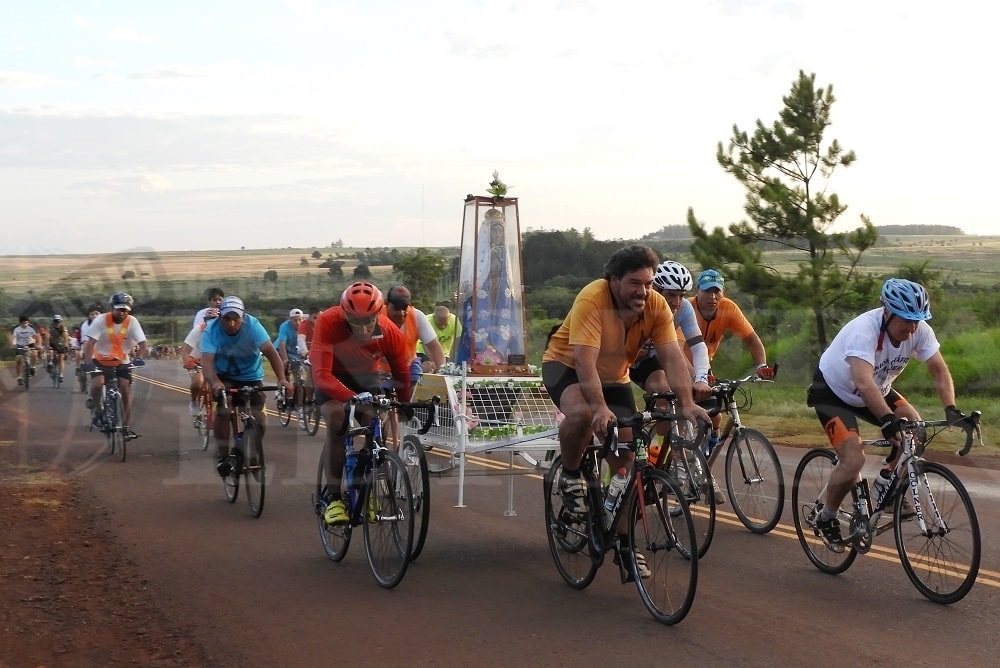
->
[[340, 282, 383, 322]]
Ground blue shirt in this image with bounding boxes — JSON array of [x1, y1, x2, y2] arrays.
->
[[274, 319, 299, 359], [201, 314, 271, 382]]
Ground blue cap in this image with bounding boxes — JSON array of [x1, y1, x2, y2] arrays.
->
[[697, 269, 725, 291], [220, 296, 245, 316]]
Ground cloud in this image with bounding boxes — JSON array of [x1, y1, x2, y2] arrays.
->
[[128, 66, 206, 80], [0, 70, 61, 89], [108, 25, 157, 44]]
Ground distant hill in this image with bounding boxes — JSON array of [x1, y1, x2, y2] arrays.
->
[[640, 223, 966, 242]]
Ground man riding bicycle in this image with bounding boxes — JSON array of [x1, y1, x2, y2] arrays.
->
[[200, 296, 292, 477], [48, 315, 70, 382], [542, 245, 710, 577], [309, 282, 412, 526], [11, 315, 39, 385], [80, 293, 149, 439], [806, 278, 968, 551]]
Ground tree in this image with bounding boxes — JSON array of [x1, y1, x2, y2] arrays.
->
[[353, 263, 372, 279], [263, 270, 278, 282], [326, 262, 344, 278], [311, 250, 322, 259], [393, 249, 446, 307], [688, 70, 878, 356]]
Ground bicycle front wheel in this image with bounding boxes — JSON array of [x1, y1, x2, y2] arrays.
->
[[400, 435, 431, 561], [791, 448, 857, 574], [315, 448, 351, 561], [362, 450, 413, 588], [664, 444, 715, 558], [724, 428, 784, 533], [895, 461, 981, 604], [276, 390, 292, 427], [106, 394, 126, 462], [303, 400, 321, 436], [630, 469, 698, 625], [197, 394, 212, 451], [242, 421, 266, 518], [543, 457, 599, 590]]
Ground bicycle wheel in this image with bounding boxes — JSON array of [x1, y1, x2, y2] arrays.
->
[[294, 383, 308, 430], [629, 469, 698, 625], [664, 443, 715, 558], [895, 461, 981, 604], [77, 367, 88, 393], [724, 428, 784, 534], [276, 388, 292, 427], [223, 439, 240, 504], [543, 457, 599, 589], [791, 448, 857, 574], [197, 394, 212, 451], [400, 435, 431, 561], [315, 448, 352, 561], [104, 393, 126, 462], [362, 450, 413, 588], [303, 399, 321, 436], [242, 421, 266, 518], [22, 362, 30, 390]]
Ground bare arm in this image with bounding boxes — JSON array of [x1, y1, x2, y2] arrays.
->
[[848, 356, 894, 419], [573, 344, 616, 442], [423, 338, 446, 370], [260, 341, 292, 393], [742, 331, 767, 367], [925, 351, 957, 409]]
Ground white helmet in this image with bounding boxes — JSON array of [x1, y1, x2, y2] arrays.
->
[[653, 261, 693, 292]]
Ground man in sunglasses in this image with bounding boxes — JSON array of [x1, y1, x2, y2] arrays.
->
[[380, 285, 446, 384], [309, 282, 412, 526]]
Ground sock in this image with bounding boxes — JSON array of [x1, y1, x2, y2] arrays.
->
[[819, 506, 838, 522]]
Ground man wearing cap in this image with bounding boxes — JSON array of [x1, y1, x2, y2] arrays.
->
[[690, 269, 772, 380], [275, 307, 305, 371], [201, 296, 292, 477], [380, 286, 446, 384]]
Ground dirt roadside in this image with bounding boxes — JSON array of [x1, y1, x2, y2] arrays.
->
[[0, 466, 212, 667]]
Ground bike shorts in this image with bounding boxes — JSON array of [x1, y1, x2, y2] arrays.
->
[[217, 377, 265, 411], [541, 361, 637, 420], [94, 362, 133, 382], [628, 355, 660, 388], [806, 368, 908, 447], [313, 371, 381, 408], [49, 343, 68, 354]]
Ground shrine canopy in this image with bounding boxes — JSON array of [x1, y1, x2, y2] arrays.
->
[[454, 194, 530, 376]]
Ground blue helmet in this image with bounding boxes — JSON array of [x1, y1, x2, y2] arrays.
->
[[881, 278, 931, 321]]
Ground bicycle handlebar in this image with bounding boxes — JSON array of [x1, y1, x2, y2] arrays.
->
[[340, 394, 441, 436], [218, 384, 280, 410], [869, 410, 983, 457], [603, 412, 712, 459]]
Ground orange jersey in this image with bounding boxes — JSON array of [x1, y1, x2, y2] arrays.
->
[[688, 296, 755, 361]]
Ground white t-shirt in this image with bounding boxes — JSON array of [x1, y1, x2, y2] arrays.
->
[[413, 308, 437, 345], [818, 308, 940, 407], [11, 324, 37, 348], [183, 323, 207, 360]]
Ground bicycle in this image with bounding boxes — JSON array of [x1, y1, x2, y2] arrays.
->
[[189, 366, 213, 452], [543, 409, 702, 625], [87, 360, 144, 462], [216, 385, 279, 518], [294, 359, 321, 436], [313, 393, 439, 588], [16, 346, 35, 390], [76, 361, 89, 394], [701, 369, 784, 534], [48, 350, 66, 389], [792, 410, 983, 604], [642, 391, 717, 558]]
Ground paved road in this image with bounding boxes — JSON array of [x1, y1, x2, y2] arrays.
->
[[4, 360, 1000, 666]]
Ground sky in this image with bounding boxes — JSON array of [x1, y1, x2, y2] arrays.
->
[[2, 0, 997, 256]]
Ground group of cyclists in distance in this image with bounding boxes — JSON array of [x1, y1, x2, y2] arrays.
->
[[8, 243, 978, 589]]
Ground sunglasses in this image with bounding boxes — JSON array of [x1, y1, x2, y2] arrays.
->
[[346, 314, 378, 328]]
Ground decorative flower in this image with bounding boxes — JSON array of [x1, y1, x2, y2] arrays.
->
[[486, 170, 510, 197]]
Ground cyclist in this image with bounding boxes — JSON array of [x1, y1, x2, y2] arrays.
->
[[296, 306, 321, 403], [81, 293, 149, 439], [630, 260, 723, 499], [179, 309, 220, 417], [379, 285, 446, 384], [75, 304, 102, 387], [690, 268, 773, 379], [805, 278, 967, 551], [200, 296, 292, 477], [275, 307, 305, 374], [192, 287, 225, 330], [542, 245, 711, 578], [11, 315, 39, 385], [418, 303, 462, 368], [309, 282, 412, 526], [47, 315, 71, 382]]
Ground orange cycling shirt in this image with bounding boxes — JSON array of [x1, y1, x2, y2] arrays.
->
[[375, 306, 420, 375], [90, 313, 143, 366], [543, 279, 677, 385], [688, 296, 755, 361], [309, 307, 411, 403]]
